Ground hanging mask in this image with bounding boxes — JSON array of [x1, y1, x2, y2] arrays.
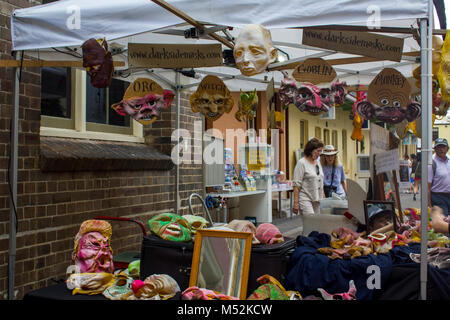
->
[[111, 78, 174, 125], [233, 24, 278, 76], [295, 83, 331, 115], [149, 213, 192, 242], [235, 89, 258, 122], [72, 219, 114, 274], [190, 75, 234, 121], [279, 71, 298, 109], [82, 38, 114, 88], [331, 81, 347, 106], [438, 31, 450, 102], [356, 68, 421, 124]]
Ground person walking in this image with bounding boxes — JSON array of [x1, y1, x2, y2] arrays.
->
[[409, 154, 416, 193], [292, 138, 324, 215], [320, 145, 347, 198], [428, 138, 450, 216], [412, 152, 421, 200]]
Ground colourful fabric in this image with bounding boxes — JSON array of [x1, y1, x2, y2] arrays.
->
[[247, 275, 300, 300], [181, 286, 238, 300]]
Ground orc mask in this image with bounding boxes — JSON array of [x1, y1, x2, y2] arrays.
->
[[72, 220, 114, 274], [112, 91, 174, 125], [82, 38, 114, 88], [149, 213, 192, 242], [111, 78, 174, 125]]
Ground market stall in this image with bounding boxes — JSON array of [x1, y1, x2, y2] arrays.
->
[[6, 0, 448, 301]]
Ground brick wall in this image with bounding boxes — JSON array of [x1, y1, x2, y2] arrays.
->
[[0, 1, 203, 299]]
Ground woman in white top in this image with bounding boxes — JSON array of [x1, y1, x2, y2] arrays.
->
[[293, 138, 324, 215]]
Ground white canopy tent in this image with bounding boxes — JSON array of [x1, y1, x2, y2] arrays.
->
[[8, 0, 437, 300]]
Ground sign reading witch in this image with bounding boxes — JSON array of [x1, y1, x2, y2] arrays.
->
[[302, 29, 404, 62], [128, 43, 223, 68]]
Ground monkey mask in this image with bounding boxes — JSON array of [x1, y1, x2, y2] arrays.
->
[[356, 68, 421, 124], [111, 78, 174, 125]]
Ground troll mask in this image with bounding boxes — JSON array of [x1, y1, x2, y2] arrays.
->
[[111, 78, 174, 125], [82, 38, 114, 88], [72, 219, 114, 274]]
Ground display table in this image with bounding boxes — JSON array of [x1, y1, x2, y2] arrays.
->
[[207, 190, 269, 224], [24, 282, 108, 300], [272, 186, 293, 218]]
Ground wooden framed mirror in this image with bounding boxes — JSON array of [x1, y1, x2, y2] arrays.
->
[[364, 200, 398, 234], [189, 229, 252, 300]]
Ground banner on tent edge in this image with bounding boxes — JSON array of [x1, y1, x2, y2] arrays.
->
[[128, 43, 223, 68], [302, 29, 404, 62]]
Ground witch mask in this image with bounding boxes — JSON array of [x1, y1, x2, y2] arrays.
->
[[149, 213, 192, 242], [356, 68, 421, 124], [233, 24, 278, 76], [72, 220, 114, 274], [190, 75, 233, 121], [82, 38, 114, 88], [111, 78, 174, 125]]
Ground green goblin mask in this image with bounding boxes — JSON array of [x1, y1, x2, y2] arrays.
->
[[182, 215, 209, 234], [149, 213, 192, 242]]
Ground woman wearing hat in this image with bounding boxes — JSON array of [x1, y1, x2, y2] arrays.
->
[[293, 137, 324, 215], [320, 145, 347, 198]]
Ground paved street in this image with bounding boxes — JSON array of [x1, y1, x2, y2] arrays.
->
[[273, 191, 427, 238]]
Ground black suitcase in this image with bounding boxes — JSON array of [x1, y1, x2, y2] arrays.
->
[[140, 234, 296, 296], [140, 235, 194, 291], [246, 237, 297, 296]]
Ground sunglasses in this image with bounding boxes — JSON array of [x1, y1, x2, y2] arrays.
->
[[316, 165, 320, 176]]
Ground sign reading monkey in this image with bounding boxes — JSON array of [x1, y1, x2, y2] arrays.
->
[[190, 75, 234, 121], [111, 78, 174, 125], [355, 68, 421, 124]]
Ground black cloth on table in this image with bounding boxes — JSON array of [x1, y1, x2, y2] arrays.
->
[[23, 282, 182, 300], [284, 231, 450, 300]]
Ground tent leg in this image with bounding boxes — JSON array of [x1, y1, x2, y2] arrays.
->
[[175, 71, 181, 214], [8, 50, 21, 300], [419, 11, 432, 300]]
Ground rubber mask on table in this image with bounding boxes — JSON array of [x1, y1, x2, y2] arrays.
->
[[72, 219, 114, 274], [149, 213, 192, 242]]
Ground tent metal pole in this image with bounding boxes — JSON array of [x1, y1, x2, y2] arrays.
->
[[419, 13, 432, 300], [8, 50, 21, 300], [175, 71, 181, 214]]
